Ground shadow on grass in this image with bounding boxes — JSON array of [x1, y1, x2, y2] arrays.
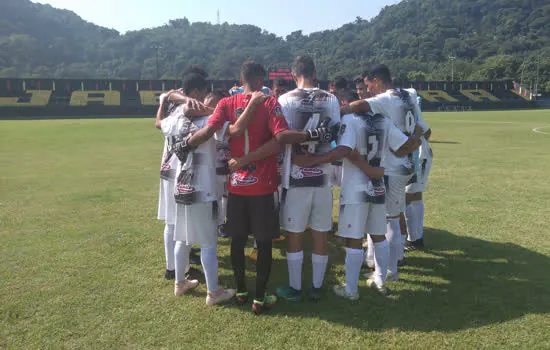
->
[[234, 227, 550, 332]]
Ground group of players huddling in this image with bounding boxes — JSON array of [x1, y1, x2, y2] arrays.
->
[[154, 56, 433, 314]]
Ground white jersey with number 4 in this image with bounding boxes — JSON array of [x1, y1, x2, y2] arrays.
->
[[278, 88, 341, 189], [337, 113, 409, 205], [366, 88, 429, 176]]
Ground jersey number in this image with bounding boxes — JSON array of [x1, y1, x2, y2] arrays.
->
[[405, 110, 415, 135]]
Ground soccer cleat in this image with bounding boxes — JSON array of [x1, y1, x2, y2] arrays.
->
[[308, 285, 323, 301], [235, 292, 249, 305], [366, 278, 387, 295], [252, 294, 277, 315], [164, 269, 175, 280], [189, 250, 201, 265], [405, 238, 424, 252], [206, 288, 236, 306], [218, 224, 228, 238], [248, 248, 258, 261], [174, 279, 199, 296], [276, 286, 302, 302], [333, 284, 360, 301]]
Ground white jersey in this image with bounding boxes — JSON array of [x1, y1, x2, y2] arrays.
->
[[366, 88, 429, 176], [159, 134, 179, 181], [338, 113, 409, 205], [279, 87, 341, 189], [173, 115, 218, 204]]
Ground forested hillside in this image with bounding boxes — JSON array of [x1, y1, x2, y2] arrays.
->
[[0, 0, 548, 91]]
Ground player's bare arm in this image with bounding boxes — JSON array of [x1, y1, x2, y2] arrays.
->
[[228, 137, 281, 172], [393, 125, 423, 157], [347, 150, 385, 179], [168, 91, 214, 115], [425, 128, 432, 140], [292, 146, 352, 168], [154, 91, 173, 129], [340, 99, 372, 116], [227, 91, 267, 137]]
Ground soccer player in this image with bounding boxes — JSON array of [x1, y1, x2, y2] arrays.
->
[[275, 56, 341, 302], [354, 74, 368, 100], [405, 127, 432, 251], [341, 64, 428, 281], [173, 60, 335, 314], [272, 79, 292, 99], [328, 76, 347, 99], [155, 91, 178, 280]]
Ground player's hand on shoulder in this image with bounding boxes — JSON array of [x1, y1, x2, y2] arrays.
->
[[249, 91, 268, 106], [184, 101, 211, 117], [228, 158, 243, 173]]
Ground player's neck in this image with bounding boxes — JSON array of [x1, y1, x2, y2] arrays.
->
[[296, 77, 316, 89], [242, 84, 261, 94]]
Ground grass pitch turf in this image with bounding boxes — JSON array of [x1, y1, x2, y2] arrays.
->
[[1, 110, 550, 349]]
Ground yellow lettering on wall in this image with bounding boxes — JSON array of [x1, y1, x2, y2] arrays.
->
[[460, 90, 500, 102], [418, 90, 458, 103], [0, 90, 52, 107], [139, 91, 163, 106], [69, 91, 120, 106]]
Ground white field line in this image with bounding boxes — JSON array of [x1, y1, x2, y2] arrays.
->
[[532, 127, 550, 135]]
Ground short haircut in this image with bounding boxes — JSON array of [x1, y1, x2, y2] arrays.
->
[[340, 89, 360, 104], [182, 73, 208, 95], [354, 74, 365, 84], [181, 64, 208, 80], [291, 56, 316, 79], [366, 64, 392, 84], [331, 76, 348, 90], [241, 60, 266, 83]]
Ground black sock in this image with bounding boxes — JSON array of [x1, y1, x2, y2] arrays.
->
[[255, 239, 273, 300], [230, 236, 248, 293]]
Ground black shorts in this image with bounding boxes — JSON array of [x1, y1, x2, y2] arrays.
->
[[226, 192, 280, 241]]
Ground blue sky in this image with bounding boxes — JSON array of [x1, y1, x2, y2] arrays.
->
[[34, 0, 401, 37]]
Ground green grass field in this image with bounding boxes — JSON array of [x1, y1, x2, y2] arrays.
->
[[2, 110, 550, 349]]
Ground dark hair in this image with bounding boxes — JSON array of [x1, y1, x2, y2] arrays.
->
[[291, 56, 316, 79], [331, 76, 348, 90], [353, 74, 365, 84], [339, 89, 360, 105], [241, 60, 266, 83], [181, 65, 208, 80], [273, 78, 291, 89], [182, 73, 208, 95], [366, 64, 392, 84]]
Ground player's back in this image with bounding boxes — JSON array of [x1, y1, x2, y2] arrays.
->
[[367, 88, 418, 136]]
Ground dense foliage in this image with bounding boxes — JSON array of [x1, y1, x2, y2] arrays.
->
[[0, 0, 548, 92]]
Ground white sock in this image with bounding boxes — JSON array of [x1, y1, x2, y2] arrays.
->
[[312, 253, 328, 289], [287, 251, 303, 291], [417, 200, 425, 239], [366, 235, 375, 266], [164, 224, 176, 271], [405, 203, 417, 242], [386, 218, 401, 275], [201, 247, 218, 292], [373, 239, 390, 286], [253, 240, 257, 249], [175, 241, 191, 282], [218, 197, 227, 225], [345, 248, 364, 295]]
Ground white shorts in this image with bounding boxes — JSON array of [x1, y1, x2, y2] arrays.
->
[[174, 202, 218, 248], [406, 157, 433, 194], [157, 179, 176, 225], [329, 164, 343, 187], [385, 175, 412, 217], [280, 187, 333, 233], [338, 203, 386, 239]]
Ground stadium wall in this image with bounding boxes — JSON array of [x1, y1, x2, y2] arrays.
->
[[0, 78, 535, 119]]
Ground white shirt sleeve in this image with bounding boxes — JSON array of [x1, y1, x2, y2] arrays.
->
[[277, 96, 292, 128], [387, 120, 409, 152], [337, 114, 356, 150], [160, 115, 182, 137], [366, 94, 389, 116], [214, 121, 231, 141], [330, 97, 342, 126]]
